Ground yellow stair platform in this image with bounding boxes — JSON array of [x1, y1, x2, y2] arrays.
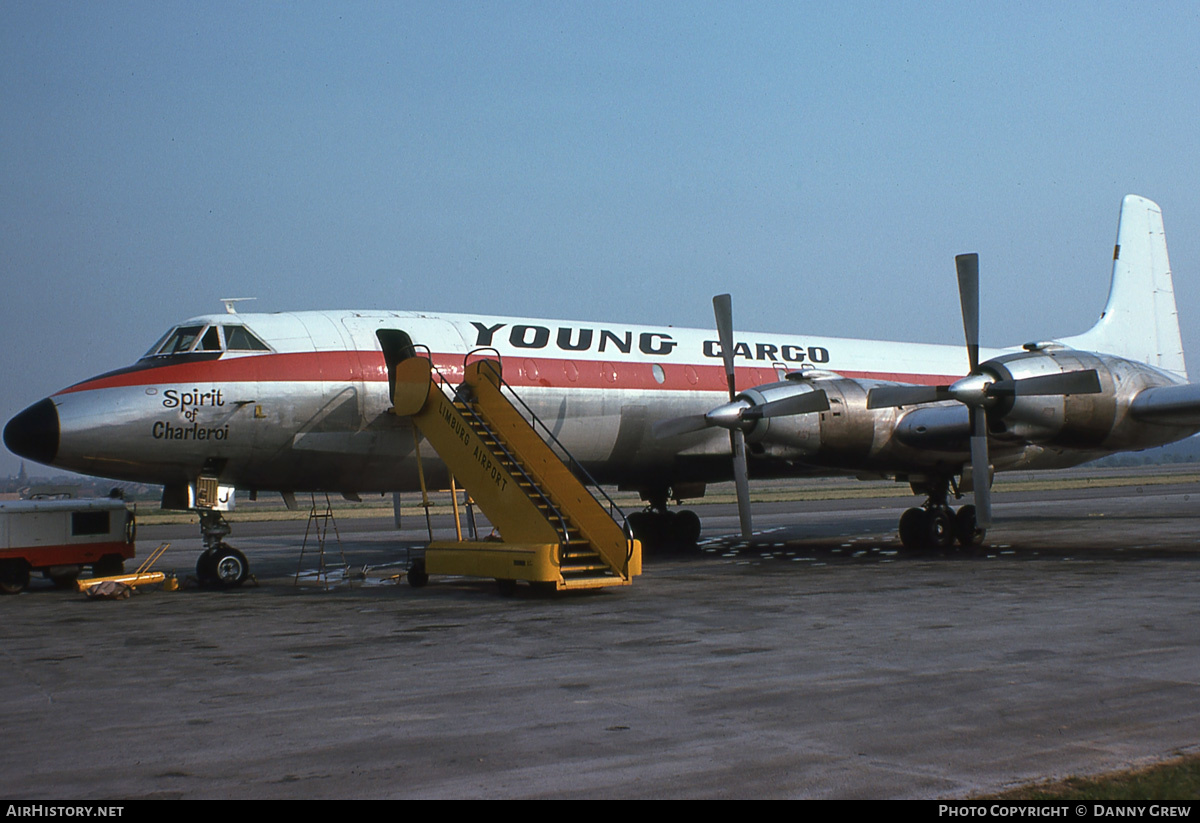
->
[[388, 354, 640, 591]]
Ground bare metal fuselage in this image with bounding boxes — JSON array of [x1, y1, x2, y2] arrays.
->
[[22, 308, 1194, 500]]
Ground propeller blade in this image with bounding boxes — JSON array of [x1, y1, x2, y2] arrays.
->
[[987, 369, 1103, 398], [730, 429, 753, 538], [713, 294, 737, 400], [743, 389, 831, 420], [955, 253, 980, 373], [651, 414, 711, 439], [714, 293, 754, 538], [656, 389, 830, 438], [969, 405, 992, 528], [866, 385, 949, 409]]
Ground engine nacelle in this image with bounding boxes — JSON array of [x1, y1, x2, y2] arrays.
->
[[981, 345, 1189, 452], [731, 346, 1196, 474], [736, 373, 894, 466]]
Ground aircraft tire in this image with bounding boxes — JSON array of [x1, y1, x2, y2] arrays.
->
[[674, 510, 702, 547], [629, 510, 701, 552], [196, 549, 217, 584], [210, 544, 248, 588], [955, 505, 986, 547], [0, 560, 30, 594], [626, 511, 659, 547], [898, 508, 926, 550], [925, 507, 956, 550]]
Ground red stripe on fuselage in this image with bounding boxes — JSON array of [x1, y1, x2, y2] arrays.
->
[[56, 352, 384, 394], [55, 351, 957, 396]]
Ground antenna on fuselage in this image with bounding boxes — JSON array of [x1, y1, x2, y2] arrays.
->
[[220, 297, 257, 314]]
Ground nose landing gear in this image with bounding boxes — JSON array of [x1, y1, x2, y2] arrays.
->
[[196, 510, 250, 588]]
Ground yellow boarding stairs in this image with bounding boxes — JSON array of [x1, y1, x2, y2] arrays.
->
[[389, 354, 641, 591]]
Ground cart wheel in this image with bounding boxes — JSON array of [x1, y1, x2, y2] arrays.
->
[[0, 560, 30, 594]]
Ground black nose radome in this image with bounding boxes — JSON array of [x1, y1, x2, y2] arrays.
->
[[4, 398, 60, 466]]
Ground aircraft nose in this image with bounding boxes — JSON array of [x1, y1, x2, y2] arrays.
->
[[4, 398, 60, 465]]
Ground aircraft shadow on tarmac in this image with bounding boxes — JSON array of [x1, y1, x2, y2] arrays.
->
[[690, 525, 1200, 565]]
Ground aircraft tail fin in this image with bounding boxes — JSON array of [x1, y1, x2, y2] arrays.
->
[[1059, 195, 1187, 379]]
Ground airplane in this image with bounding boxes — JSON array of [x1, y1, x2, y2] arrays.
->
[[7, 194, 1200, 587]]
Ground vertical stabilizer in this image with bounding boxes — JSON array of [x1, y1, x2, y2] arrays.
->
[[1060, 195, 1187, 379]]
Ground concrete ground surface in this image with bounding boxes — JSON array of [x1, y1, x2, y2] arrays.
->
[[3, 472, 1200, 799]]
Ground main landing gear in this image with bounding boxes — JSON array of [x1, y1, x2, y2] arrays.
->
[[626, 489, 702, 552], [897, 477, 985, 551], [195, 510, 249, 588]]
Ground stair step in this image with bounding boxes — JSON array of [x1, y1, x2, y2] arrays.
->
[[559, 575, 631, 589], [562, 548, 600, 559], [562, 563, 611, 574]]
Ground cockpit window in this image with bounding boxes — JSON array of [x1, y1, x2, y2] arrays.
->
[[154, 325, 205, 355], [143, 323, 271, 357], [223, 325, 270, 351], [143, 329, 174, 358], [198, 326, 222, 352]]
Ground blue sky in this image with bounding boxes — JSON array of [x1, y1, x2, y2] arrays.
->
[[4, 1, 1200, 476]]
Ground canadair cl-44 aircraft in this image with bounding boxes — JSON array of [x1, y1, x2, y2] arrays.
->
[[7, 195, 1200, 586]]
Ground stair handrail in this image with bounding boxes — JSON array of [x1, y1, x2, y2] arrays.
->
[[466, 352, 634, 557], [421, 353, 574, 545]]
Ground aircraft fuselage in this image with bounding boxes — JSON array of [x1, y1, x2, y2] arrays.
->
[[7, 308, 1192, 502]]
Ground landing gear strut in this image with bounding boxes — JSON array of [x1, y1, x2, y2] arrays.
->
[[196, 510, 249, 588], [626, 489, 702, 552], [897, 477, 986, 551]]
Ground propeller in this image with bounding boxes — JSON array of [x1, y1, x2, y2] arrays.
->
[[650, 380, 830, 439], [650, 295, 830, 539], [866, 253, 1103, 528], [714, 294, 754, 539], [956, 253, 993, 528]]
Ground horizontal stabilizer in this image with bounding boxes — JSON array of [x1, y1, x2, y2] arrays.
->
[[1129, 383, 1200, 427]]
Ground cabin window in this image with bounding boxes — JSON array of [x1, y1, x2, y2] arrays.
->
[[71, 510, 110, 536]]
